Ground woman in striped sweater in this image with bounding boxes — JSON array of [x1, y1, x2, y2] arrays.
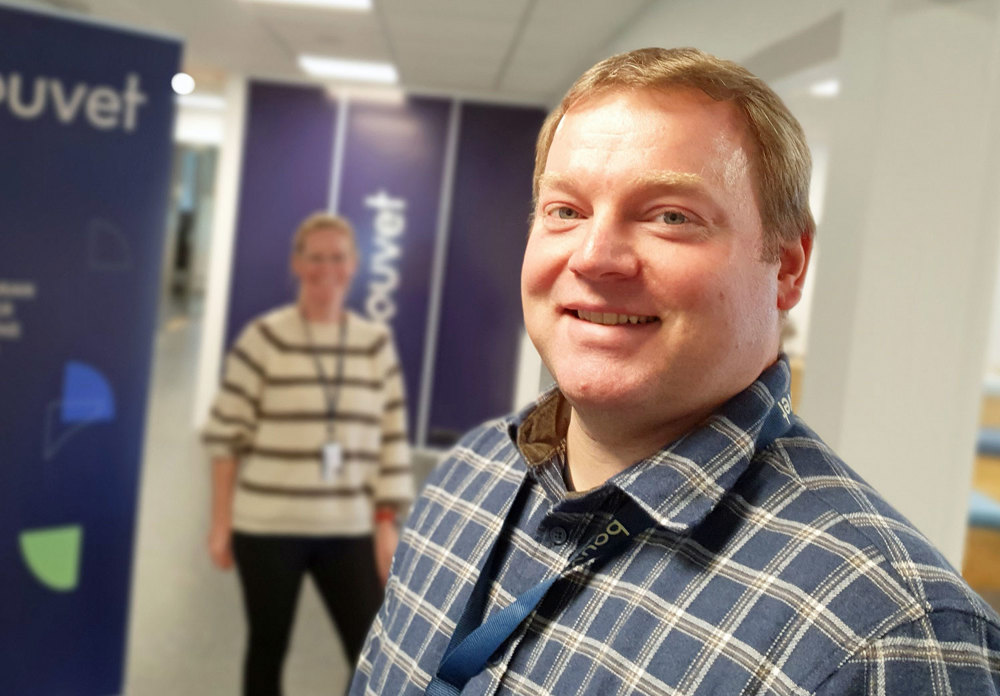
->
[[202, 212, 414, 696]]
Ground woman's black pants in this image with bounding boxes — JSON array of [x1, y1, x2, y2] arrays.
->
[[232, 532, 382, 696]]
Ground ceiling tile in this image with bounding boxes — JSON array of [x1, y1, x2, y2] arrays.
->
[[23, 0, 657, 103]]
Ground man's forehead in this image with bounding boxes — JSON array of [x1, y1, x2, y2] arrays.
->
[[561, 83, 723, 118], [543, 88, 752, 192], [553, 85, 749, 149]]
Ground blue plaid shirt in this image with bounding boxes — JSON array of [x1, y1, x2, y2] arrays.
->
[[351, 359, 1000, 695]]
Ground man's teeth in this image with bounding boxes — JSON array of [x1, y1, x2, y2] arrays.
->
[[576, 310, 657, 325]]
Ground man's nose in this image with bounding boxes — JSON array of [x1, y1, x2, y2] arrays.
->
[[566, 216, 639, 280]]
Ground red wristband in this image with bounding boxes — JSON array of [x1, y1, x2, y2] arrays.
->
[[374, 508, 396, 523]]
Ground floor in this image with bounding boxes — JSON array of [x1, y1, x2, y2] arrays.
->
[[124, 308, 351, 696]]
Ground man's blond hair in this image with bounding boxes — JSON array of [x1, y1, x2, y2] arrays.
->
[[533, 47, 815, 260]]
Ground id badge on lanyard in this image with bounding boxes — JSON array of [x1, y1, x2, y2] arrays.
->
[[321, 441, 342, 481], [302, 314, 348, 484]]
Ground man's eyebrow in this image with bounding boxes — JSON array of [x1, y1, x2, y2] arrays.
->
[[634, 171, 724, 223], [536, 172, 580, 192], [628, 171, 705, 190]]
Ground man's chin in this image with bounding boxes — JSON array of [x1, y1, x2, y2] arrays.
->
[[555, 376, 650, 414]]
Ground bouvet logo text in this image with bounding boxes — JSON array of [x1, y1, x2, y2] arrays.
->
[[364, 190, 406, 322], [579, 518, 630, 561], [0, 71, 148, 132]]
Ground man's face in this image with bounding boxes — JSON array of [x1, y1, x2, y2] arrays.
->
[[522, 87, 801, 429]]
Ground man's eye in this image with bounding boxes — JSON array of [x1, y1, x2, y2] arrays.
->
[[660, 211, 688, 225], [555, 207, 579, 220]]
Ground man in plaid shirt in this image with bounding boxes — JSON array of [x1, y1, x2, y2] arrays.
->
[[350, 47, 1000, 695]]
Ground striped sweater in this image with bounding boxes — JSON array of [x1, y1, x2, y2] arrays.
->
[[202, 305, 414, 536]]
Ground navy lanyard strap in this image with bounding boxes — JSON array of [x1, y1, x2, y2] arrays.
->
[[300, 313, 347, 438], [428, 495, 652, 696], [427, 575, 560, 696], [426, 392, 794, 695]]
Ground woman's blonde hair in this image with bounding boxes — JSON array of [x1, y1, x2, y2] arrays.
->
[[291, 212, 356, 256]]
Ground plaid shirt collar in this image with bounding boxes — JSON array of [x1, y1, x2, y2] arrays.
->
[[509, 356, 794, 533]]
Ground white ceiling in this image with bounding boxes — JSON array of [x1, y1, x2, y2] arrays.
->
[[18, 0, 657, 104]]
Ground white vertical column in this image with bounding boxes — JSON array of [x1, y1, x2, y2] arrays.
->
[[801, 0, 1000, 566], [327, 96, 349, 214], [192, 76, 248, 427]]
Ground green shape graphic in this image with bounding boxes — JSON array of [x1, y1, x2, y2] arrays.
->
[[18, 525, 83, 592]]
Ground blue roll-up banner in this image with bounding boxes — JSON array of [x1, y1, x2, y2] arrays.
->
[[0, 5, 180, 695]]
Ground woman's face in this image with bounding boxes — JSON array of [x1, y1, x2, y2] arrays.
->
[[291, 226, 358, 310]]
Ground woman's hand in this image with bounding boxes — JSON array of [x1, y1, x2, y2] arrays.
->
[[208, 519, 234, 570], [208, 457, 238, 570], [374, 517, 399, 586]]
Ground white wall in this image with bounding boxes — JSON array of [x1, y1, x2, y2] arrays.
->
[[801, 0, 1000, 567], [174, 102, 225, 147], [193, 76, 247, 427], [986, 239, 1000, 383]]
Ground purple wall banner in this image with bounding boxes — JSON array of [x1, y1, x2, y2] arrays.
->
[[225, 81, 337, 348], [428, 103, 545, 443], [339, 96, 451, 435]]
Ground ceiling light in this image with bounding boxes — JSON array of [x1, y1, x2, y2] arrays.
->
[[171, 72, 195, 95], [809, 79, 839, 98], [243, 0, 371, 9], [298, 55, 398, 84], [328, 85, 407, 105], [177, 94, 227, 110]]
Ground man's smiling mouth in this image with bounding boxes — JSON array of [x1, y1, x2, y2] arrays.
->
[[575, 309, 659, 325]]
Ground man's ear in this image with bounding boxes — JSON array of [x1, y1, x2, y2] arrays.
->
[[776, 233, 813, 312]]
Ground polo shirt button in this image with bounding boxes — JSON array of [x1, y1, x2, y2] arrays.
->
[[549, 526, 568, 545]]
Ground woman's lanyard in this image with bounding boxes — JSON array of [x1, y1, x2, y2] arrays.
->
[[301, 313, 347, 481], [425, 397, 795, 696]]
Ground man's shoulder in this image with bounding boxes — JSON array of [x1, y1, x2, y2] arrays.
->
[[398, 416, 525, 568], [423, 416, 523, 491], [755, 419, 997, 626]]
